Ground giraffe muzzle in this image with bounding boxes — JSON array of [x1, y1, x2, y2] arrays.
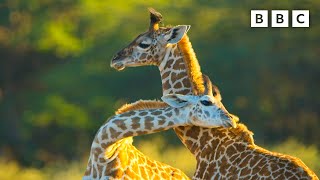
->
[[110, 53, 126, 70], [225, 114, 237, 128], [111, 61, 125, 71]]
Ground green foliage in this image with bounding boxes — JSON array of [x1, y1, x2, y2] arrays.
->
[[0, 0, 319, 176], [27, 95, 90, 128]]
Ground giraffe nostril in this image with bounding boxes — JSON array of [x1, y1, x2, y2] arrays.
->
[[112, 54, 121, 61]]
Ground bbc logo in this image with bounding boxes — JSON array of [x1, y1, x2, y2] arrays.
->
[[251, 10, 309, 28]]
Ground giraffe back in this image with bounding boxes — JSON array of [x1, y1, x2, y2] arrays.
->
[[192, 124, 318, 179]]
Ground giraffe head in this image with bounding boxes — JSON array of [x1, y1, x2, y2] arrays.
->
[[111, 8, 190, 70], [162, 76, 237, 128], [162, 94, 236, 128]]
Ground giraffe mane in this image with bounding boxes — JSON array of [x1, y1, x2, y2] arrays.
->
[[228, 123, 255, 145], [177, 35, 205, 95], [115, 100, 168, 115]]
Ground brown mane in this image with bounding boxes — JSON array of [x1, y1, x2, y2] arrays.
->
[[228, 123, 255, 145], [116, 100, 168, 115], [178, 35, 205, 95]]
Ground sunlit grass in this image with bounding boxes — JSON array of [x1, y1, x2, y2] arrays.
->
[[0, 159, 84, 180], [0, 160, 46, 180], [45, 162, 84, 180], [0, 137, 318, 179]]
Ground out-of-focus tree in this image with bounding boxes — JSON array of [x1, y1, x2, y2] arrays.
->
[[0, 0, 319, 172]]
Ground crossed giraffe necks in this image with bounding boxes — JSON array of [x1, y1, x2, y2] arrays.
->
[[158, 35, 212, 150], [84, 106, 191, 179], [154, 35, 318, 179]]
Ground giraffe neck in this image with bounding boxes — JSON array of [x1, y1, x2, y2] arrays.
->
[[87, 107, 190, 175], [84, 104, 191, 180], [157, 35, 208, 155], [176, 125, 253, 156], [98, 107, 188, 148], [159, 35, 204, 95], [159, 44, 192, 95]]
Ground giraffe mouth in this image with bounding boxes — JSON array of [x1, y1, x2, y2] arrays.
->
[[110, 61, 125, 71], [225, 115, 237, 128], [226, 119, 237, 128]]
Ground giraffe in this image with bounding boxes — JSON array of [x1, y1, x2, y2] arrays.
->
[[84, 101, 191, 180], [110, 8, 318, 179], [83, 88, 236, 180]]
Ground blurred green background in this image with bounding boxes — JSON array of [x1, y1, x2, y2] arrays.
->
[[0, 0, 319, 179]]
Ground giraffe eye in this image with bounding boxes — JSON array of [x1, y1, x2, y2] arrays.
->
[[138, 42, 150, 49], [200, 100, 213, 106]]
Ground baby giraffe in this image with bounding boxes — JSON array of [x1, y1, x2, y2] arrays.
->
[[83, 88, 236, 179], [110, 8, 318, 179]]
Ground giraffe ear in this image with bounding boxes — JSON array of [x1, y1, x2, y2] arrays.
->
[[164, 25, 191, 44], [161, 94, 195, 108]]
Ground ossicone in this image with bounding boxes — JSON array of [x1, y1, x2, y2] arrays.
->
[[203, 74, 213, 96], [148, 7, 163, 31]]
